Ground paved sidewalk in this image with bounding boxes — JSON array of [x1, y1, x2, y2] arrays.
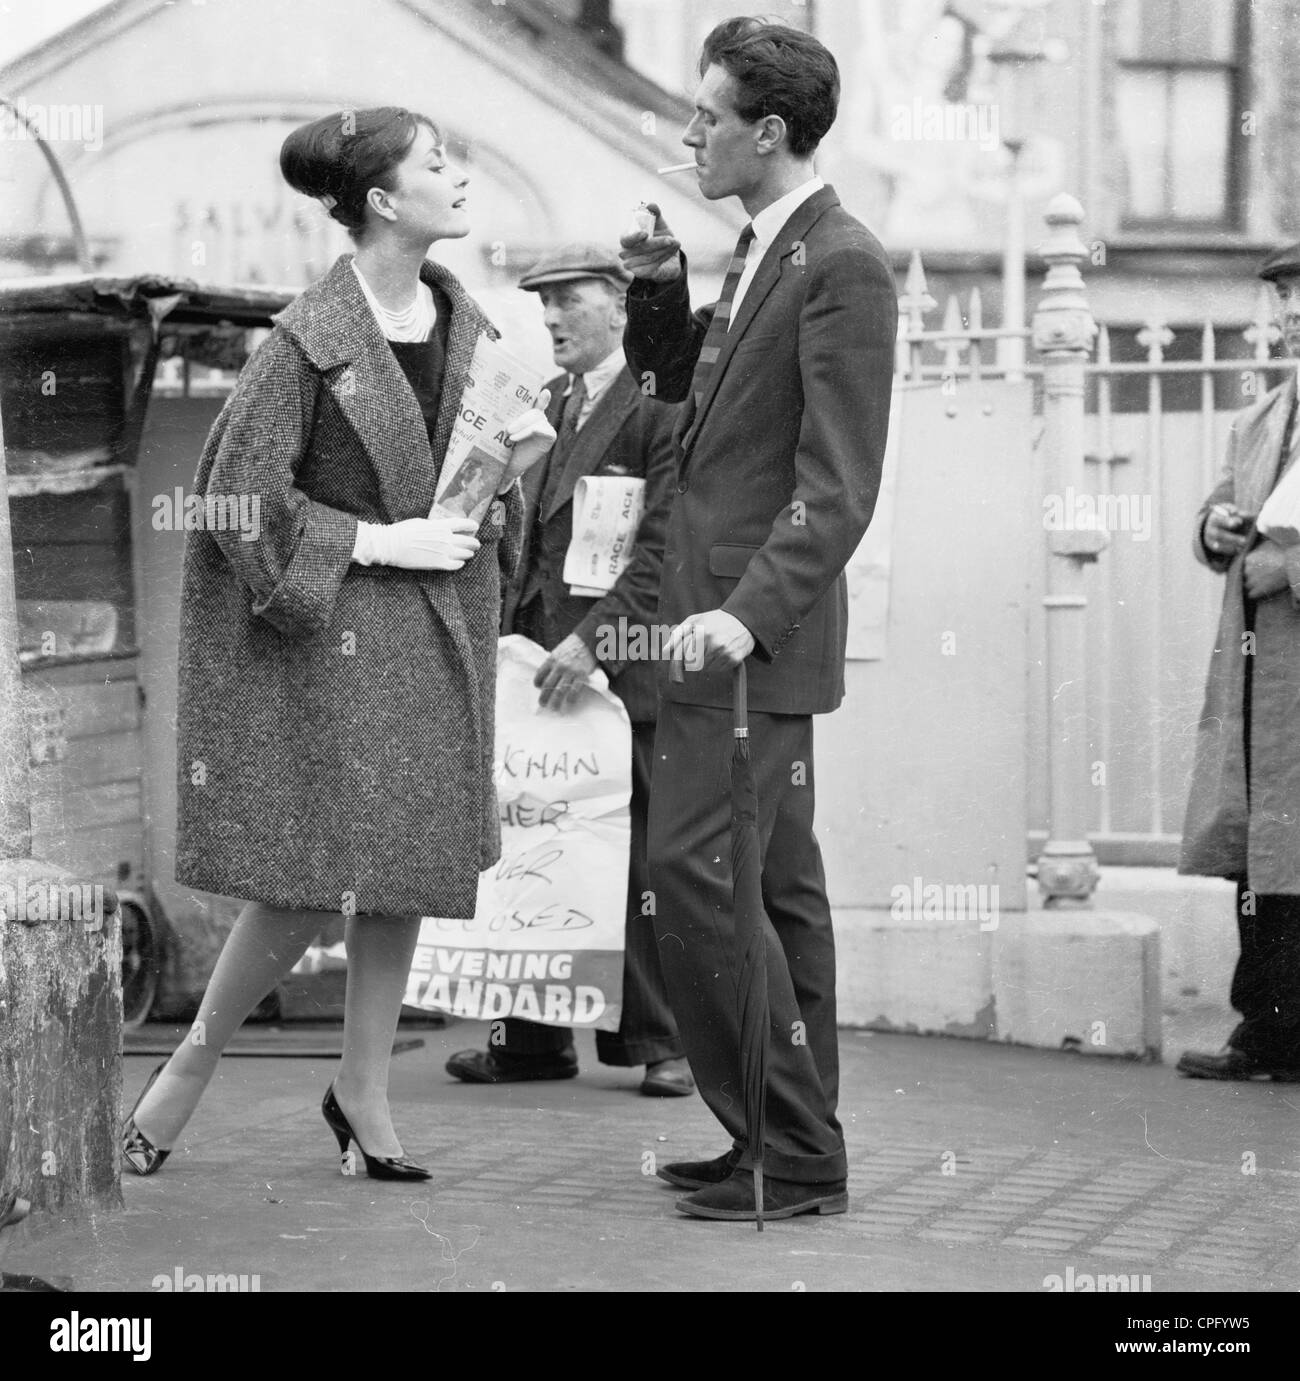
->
[[6, 1023, 1299, 1292]]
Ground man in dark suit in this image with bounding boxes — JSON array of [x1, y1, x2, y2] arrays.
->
[[620, 17, 897, 1219], [446, 244, 692, 1097]]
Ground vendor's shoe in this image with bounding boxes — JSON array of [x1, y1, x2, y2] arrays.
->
[[640, 1057, 695, 1098], [1176, 1046, 1300, 1081], [445, 1048, 578, 1084], [656, 1147, 742, 1190], [675, 1170, 848, 1222]]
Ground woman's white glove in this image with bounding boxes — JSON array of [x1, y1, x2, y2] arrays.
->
[[496, 387, 555, 492], [352, 516, 481, 570]]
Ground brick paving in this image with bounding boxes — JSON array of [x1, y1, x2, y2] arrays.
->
[[5, 1023, 1297, 1292]]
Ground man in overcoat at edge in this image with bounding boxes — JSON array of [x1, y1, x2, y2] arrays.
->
[[1178, 240, 1300, 1083]]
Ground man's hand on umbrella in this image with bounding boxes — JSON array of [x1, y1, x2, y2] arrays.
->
[[666, 610, 755, 673], [1244, 541, 1290, 600], [535, 633, 598, 711]]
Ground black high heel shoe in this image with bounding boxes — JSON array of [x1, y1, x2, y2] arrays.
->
[[321, 1085, 431, 1181], [121, 1063, 172, 1176]]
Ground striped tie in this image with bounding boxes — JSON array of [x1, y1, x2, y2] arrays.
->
[[690, 223, 755, 412]]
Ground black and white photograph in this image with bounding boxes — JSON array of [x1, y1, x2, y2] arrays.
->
[[0, 0, 1295, 1335]]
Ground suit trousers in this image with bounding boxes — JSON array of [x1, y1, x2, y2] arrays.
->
[[494, 718, 684, 1067], [1231, 596, 1300, 1059], [1228, 881, 1300, 1060], [647, 698, 847, 1184]]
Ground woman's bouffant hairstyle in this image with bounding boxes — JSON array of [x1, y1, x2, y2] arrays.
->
[[280, 107, 440, 237], [699, 17, 839, 157]]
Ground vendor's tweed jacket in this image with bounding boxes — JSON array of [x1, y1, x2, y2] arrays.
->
[[175, 254, 524, 917]]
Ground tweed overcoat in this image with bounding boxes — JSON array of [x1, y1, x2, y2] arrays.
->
[[174, 254, 524, 917], [1180, 371, 1300, 894]]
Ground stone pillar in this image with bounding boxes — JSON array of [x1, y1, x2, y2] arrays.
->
[[1032, 193, 1104, 906], [0, 387, 123, 1216]]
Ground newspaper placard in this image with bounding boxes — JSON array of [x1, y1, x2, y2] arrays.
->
[[562, 475, 647, 596], [405, 635, 630, 1031], [432, 335, 546, 525]]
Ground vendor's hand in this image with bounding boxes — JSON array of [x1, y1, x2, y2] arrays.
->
[[355, 516, 479, 570], [1244, 541, 1290, 600], [664, 609, 754, 674], [535, 633, 599, 712], [499, 389, 555, 490], [1204, 503, 1252, 559], [618, 203, 682, 284]]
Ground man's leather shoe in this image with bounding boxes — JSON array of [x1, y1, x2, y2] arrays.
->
[[675, 1170, 849, 1221], [656, 1148, 743, 1190], [1176, 1046, 1300, 1081], [445, 1048, 578, 1084], [640, 1058, 695, 1098]]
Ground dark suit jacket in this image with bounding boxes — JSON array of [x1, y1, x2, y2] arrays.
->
[[501, 365, 678, 723], [623, 184, 897, 715]]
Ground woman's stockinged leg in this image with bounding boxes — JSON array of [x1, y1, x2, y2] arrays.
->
[[130, 902, 330, 1148], [331, 914, 423, 1159]]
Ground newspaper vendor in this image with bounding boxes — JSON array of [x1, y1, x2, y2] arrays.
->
[[445, 242, 692, 1097]]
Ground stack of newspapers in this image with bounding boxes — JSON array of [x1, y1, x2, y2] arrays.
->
[[1257, 461, 1300, 547]]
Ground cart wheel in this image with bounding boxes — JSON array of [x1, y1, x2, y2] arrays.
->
[[119, 899, 161, 1029]]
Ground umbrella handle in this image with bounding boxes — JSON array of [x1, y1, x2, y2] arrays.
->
[[733, 660, 748, 740]]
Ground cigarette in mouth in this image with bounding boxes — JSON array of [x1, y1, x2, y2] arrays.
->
[[657, 162, 697, 174]]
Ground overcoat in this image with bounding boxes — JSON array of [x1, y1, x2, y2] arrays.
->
[[174, 254, 524, 917], [1180, 371, 1300, 894]]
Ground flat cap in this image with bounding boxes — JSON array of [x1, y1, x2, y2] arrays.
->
[[518, 242, 632, 292], [1258, 240, 1300, 283]]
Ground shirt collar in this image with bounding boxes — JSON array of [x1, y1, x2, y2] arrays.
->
[[568, 345, 626, 403], [749, 175, 825, 252]]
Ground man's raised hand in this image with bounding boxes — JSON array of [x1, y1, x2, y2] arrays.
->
[[619, 202, 682, 284]]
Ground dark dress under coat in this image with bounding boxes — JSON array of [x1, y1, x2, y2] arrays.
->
[[174, 254, 523, 918]]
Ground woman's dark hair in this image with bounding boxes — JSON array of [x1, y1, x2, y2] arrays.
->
[[699, 17, 839, 157], [280, 107, 440, 237]]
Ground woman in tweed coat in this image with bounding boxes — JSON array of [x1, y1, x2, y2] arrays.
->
[[122, 109, 554, 1179]]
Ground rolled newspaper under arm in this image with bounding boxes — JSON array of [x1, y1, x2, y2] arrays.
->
[[563, 475, 647, 595]]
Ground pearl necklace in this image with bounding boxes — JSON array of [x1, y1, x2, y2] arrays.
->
[[352, 261, 435, 342]]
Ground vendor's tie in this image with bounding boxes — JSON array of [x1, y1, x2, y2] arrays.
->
[[538, 374, 587, 518]]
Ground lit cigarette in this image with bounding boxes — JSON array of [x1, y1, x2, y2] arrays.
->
[[657, 162, 697, 174]]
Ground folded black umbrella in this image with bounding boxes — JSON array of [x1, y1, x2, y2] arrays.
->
[[729, 661, 769, 1231]]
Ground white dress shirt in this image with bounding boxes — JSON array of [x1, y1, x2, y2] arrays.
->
[[565, 345, 626, 431], [729, 175, 825, 329]]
